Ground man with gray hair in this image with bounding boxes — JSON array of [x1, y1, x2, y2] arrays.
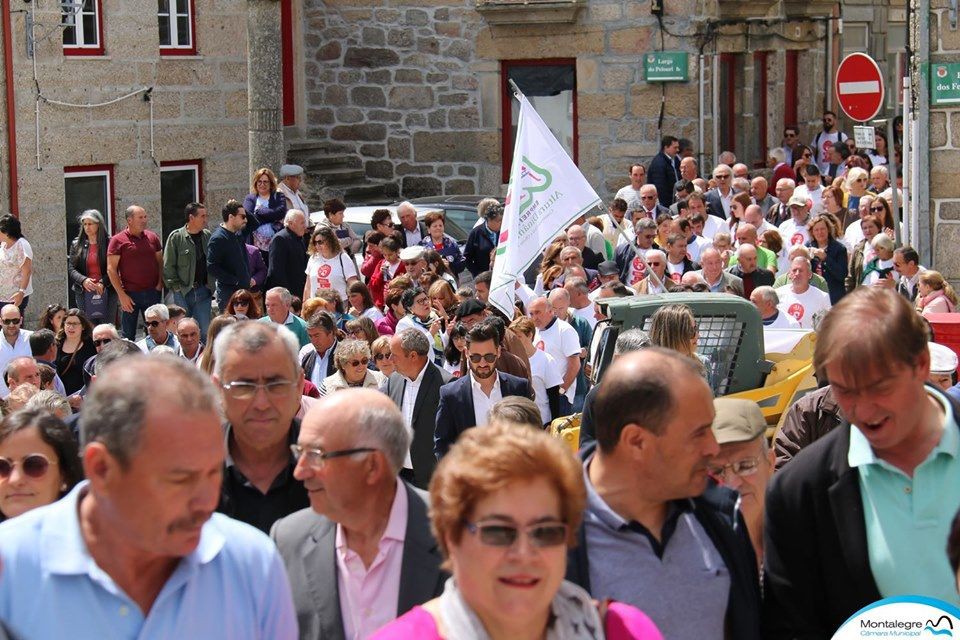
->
[[213, 321, 308, 533], [614, 217, 657, 286], [260, 286, 310, 349], [271, 389, 446, 638], [136, 303, 179, 353], [396, 201, 428, 248], [266, 209, 308, 296], [0, 355, 297, 638], [775, 256, 831, 330], [387, 328, 452, 488], [750, 286, 800, 328]]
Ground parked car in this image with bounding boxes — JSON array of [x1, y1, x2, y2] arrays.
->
[[309, 205, 470, 244], [404, 195, 504, 235]]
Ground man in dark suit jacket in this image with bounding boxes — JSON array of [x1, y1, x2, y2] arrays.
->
[[271, 389, 447, 640], [266, 210, 308, 295], [300, 312, 338, 388], [729, 244, 775, 299], [704, 164, 735, 220], [388, 328, 453, 488], [764, 288, 960, 638], [646, 135, 682, 207], [434, 323, 531, 458]]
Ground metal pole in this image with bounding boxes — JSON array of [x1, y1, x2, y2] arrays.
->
[[712, 53, 720, 168], [699, 53, 705, 178], [887, 119, 901, 246], [825, 18, 833, 112], [908, 78, 919, 249]]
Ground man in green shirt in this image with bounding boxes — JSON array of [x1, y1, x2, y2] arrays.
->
[[729, 223, 778, 274]]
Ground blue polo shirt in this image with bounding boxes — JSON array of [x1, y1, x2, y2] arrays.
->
[[0, 482, 298, 639], [848, 388, 960, 605]]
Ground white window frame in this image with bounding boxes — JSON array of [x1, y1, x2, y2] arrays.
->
[[64, 167, 114, 235], [62, 0, 103, 55], [160, 162, 201, 201], [158, 0, 195, 53]]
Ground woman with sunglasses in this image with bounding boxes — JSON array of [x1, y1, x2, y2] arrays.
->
[[372, 422, 661, 639], [791, 144, 814, 176], [316, 339, 386, 396], [844, 168, 871, 222], [55, 309, 95, 397], [370, 336, 396, 378], [0, 408, 82, 522], [224, 289, 262, 319], [304, 226, 359, 303]]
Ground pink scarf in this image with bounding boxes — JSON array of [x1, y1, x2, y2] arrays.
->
[[919, 289, 955, 313]]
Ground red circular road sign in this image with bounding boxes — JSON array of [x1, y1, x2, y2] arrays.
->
[[835, 53, 885, 122]]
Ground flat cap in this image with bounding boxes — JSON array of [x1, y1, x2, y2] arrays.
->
[[929, 342, 959, 375], [279, 164, 304, 178], [456, 298, 487, 318], [597, 260, 619, 277], [398, 246, 425, 262], [711, 398, 766, 445]]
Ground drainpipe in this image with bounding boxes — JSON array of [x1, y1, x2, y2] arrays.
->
[[917, 0, 931, 263], [2, 0, 19, 217]]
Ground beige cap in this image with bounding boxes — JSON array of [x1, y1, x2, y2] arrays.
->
[[787, 194, 810, 208], [711, 398, 766, 445]]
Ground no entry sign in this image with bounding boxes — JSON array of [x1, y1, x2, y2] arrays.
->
[[835, 53, 885, 122]]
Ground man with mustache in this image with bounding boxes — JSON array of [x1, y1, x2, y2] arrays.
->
[[0, 355, 297, 638]]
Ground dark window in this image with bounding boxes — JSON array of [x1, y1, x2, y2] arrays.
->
[[160, 161, 202, 245], [64, 166, 114, 306]]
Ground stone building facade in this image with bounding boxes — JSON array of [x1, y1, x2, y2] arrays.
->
[[930, 1, 960, 281], [296, 0, 865, 203], [0, 0, 250, 317]]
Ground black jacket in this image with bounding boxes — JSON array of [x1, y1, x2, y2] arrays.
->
[[387, 363, 453, 489], [68, 236, 111, 294], [301, 341, 338, 382], [646, 151, 681, 208], [567, 453, 762, 640], [266, 227, 307, 296], [464, 224, 497, 277], [434, 371, 531, 458], [762, 390, 960, 638]]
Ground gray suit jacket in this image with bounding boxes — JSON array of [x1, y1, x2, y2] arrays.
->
[[270, 481, 447, 640], [386, 363, 453, 489]]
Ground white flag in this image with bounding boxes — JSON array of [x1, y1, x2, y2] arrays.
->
[[489, 95, 602, 317]]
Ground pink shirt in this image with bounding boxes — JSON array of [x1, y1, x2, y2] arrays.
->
[[337, 480, 408, 640]]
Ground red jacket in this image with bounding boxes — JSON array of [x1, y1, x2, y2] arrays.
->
[[368, 260, 406, 308]]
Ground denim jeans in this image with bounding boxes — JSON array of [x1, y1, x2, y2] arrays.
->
[[120, 289, 162, 340], [173, 285, 213, 338]]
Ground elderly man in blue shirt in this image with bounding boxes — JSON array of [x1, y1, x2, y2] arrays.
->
[[0, 355, 297, 639]]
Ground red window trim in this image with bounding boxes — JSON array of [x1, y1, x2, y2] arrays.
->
[[280, 0, 295, 126], [62, 0, 105, 57], [158, 0, 197, 56], [784, 51, 798, 131], [160, 159, 205, 203], [64, 164, 116, 234], [720, 54, 736, 156], [754, 51, 769, 169], [500, 59, 578, 184]]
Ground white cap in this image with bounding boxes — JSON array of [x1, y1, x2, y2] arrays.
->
[[399, 246, 424, 262], [929, 342, 959, 375], [279, 164, 304, 178]]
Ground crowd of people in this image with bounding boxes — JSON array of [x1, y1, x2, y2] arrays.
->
[[0, 121, 958, 639]]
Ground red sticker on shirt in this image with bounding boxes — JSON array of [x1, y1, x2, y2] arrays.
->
[[631, 258, 647, 284], [317, 265, 332, 278], [791, 233, 805, 246], [787, 303, 805, 320]]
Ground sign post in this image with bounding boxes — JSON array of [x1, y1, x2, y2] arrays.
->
[[835, 53, 885, 122]]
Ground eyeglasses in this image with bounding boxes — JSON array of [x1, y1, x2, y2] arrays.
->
[[221, 379, 296, 400], [802, 153, 813, 159], [465, 520, 569, 548], [93, 338, 113, 347], [870, 206, 885, 213], [0, 454, 52, 479], [347, 358, 370, 367], [468, 353, 497, 364], [413, 296, 429, 305], [64, 321, 82, 328], [1, 318, 21, 326], [714, 174, 731, 180], [256, 179, 271, 185], [374, 352, 392, 361], [290, 444, 377, 468], [145, 320, 163, 328], [378, 221, 394, 228], [707, 456, 761, 481]]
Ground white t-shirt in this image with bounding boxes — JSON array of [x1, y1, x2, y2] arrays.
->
[[305, 252, 358, 299], [666, 260, 688, 284], [360, 306, 385, 322], [528, 349, 563, 424], [810, 130, 848, 174], [794, 185, 823, 214], [763, 310, 801, 329], [778, 218, 811, 248], [0, 238, 34, 300], [687, 235, 712, 263], [625, 252, 648, 286], [615, 185, 643, 214], [571, 303, 597, 330], [776, 285, 831, 329], [844, 219, 867, 249], [534, 318, 581, 402], [699, 214, 724, 242]]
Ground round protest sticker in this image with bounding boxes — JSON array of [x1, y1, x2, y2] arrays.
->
[[832, 595, 960, 639]]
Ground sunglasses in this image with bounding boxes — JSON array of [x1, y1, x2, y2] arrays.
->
[[347, 358, 370, 367], [234, 301, 249, 307], [374, 352, 392, 361], [802, 153, 813, 158], [647, 262, 663, 266], [468, 353, 497, 364], [0, 454, 51, 479], [145, 320, 163, 328], [2, 318, 21, 326], [93, 338, 113, 347], [714, 175, 731, 180], [870, 206, 885, 213], [465, 521, 568, 548]]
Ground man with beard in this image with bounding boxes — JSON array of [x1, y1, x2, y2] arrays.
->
[[0, 355, 296, 638], [433, 322, 530, 458]]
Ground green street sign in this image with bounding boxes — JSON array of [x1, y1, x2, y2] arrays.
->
[[645, 51, 688, 82], [931, 62, 960, 106]]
